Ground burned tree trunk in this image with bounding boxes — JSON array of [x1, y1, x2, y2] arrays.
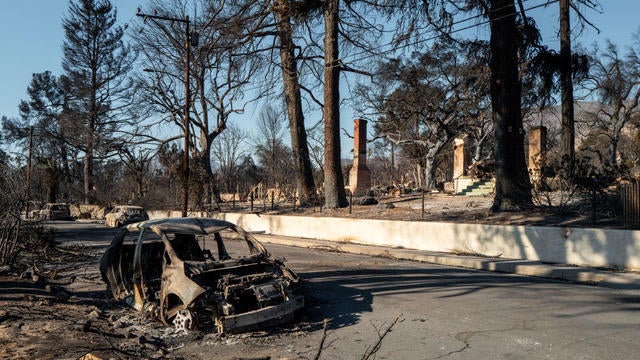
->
[[560, 0, 575, 175], [322, 0, 348, 209], [275, 1, 317, 205], [489, 0, 532, 211]]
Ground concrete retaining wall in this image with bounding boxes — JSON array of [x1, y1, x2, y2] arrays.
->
[[147, 211, 640, 270]]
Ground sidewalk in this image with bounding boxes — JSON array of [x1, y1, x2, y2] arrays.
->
[[254, 234, 640, 290]]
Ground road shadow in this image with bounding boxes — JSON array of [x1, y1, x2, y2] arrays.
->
[[0, 278, 51, 301], [299, 266, 587, 330]]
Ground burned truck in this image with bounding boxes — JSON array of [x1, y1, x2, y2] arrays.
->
[[100, 217, 304, 333]]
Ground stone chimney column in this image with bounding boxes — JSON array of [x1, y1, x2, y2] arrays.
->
[[453, 136, 471, 179], [348, 119, 371, 196], [528, 126, 547, 181]]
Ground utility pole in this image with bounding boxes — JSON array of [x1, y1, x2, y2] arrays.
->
[[137, 10, 193, 217]]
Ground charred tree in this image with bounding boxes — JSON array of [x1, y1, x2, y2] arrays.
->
[[323, 0, 349, 208], [274, 0, 317, 205], [559, 0, 575, 175], [489, 0, 532, 211]]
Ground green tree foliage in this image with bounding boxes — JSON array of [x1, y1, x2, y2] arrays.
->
[[62, 0, 136, 204], [3, 72, 71, 202]]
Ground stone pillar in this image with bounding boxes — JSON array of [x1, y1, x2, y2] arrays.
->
[[453, 136, 471, 179], [528, 126, 547, 180], [348, 119, 371, 196]]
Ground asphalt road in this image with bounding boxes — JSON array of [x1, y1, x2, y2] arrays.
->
[[50, 220, 120, 245], [51, 221, 640, 360]]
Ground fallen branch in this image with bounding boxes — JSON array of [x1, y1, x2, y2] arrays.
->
[[54, 246, 84, 256], [361, 315, 402, 360], [313, 318, 329, 360]]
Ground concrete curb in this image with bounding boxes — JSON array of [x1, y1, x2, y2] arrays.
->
[[254, 234, 640, 290]]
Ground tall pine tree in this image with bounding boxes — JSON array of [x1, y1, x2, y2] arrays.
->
[[62, 0, 135, 203]]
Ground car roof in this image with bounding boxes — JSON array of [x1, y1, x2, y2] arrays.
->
[[115, 205, 144, 209], [126, 217, 235, 235]]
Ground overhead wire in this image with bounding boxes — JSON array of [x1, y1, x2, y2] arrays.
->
[[346, 0, 559, 111], [135, 0, 560, 118], [341, 0, 559, 66], [339, 0, 560, 127], [229, 0, 558, 96]]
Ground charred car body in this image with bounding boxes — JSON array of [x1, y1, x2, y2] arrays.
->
[[38, 203, 71, 220], [100, 217, 303, 333], [105, 205, 149, 227]]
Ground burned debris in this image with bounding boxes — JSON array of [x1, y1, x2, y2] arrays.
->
[[100, 217, 304, 333]]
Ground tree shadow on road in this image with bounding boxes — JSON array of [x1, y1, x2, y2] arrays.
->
[[299, 266, 625, 330]]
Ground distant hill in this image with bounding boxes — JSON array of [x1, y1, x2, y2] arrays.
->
[[524, 101, 612, 147]]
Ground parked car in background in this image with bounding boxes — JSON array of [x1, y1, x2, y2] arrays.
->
[[105, 205, 149, 227], [38, 203, 71, 220], [100, 217, 304, 333]]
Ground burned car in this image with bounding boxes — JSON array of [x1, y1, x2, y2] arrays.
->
[[105, 205, 149, 227], [100, 217, 303, 333], [38, 202, 71, 220]]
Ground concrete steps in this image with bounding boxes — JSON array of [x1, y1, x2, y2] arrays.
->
[[457, 179, 494, 196]]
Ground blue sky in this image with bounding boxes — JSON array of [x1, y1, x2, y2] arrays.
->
[[0, 1, 139, 120], [1, 1, 639, 155]]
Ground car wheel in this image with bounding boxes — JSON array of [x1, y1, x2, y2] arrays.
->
[[173, 309, 195, 332], [161, 294, 185, 326]]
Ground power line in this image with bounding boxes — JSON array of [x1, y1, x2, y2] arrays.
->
[[241, 0, 558, 95], [139, 1, 561, 117], [344, 0, 557, 65], [440, 0, 539, 29], [342, 0, 559, 66]]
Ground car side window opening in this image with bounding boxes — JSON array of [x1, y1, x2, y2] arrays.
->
[[170, 233, 205, 261]]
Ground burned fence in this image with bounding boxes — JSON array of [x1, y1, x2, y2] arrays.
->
[[619, 181, 640, 229]]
